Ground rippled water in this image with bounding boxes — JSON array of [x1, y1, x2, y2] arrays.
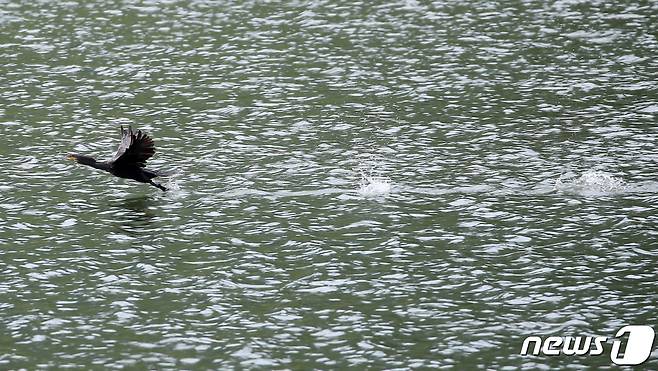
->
[[1, 0, 657, 369]]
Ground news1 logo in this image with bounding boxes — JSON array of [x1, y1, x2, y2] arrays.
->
[[520, 325, 655, 365]]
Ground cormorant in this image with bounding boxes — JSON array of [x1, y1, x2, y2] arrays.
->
[[67, 126, 168, 192]]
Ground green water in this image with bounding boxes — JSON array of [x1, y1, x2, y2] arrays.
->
[[1, 0, 657, 369]]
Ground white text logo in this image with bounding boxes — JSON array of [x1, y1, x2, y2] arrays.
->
[[520, 325, 655, 365]]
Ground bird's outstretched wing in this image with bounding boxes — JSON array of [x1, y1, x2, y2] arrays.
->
[[111, 126, 156, 167]]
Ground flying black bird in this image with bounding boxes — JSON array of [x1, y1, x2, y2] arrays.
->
[[67, 126, 168, 192]]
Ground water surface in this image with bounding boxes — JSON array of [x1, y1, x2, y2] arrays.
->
[[1, 0, 657, 369]]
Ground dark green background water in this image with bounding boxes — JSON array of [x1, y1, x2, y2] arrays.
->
[[1, 0, 657, 369]]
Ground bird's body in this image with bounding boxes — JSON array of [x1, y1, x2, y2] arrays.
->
[[67, 126, 168, 192]]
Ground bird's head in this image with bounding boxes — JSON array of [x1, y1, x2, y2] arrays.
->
[[66, 153, 96, 166]]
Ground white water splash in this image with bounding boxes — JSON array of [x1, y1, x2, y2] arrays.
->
[[352, 153, 393, 198], [162, 170, 185, 198], [555, 170, 626, 195], [358, 174, 391, 197], [357, 166, 391, 198]]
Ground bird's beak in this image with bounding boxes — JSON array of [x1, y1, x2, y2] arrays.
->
[[66, 154, 76, 161]]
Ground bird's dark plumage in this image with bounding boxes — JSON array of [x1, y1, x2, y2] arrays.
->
[[112, 126, 155, 167], [67, 126, 168, 192]]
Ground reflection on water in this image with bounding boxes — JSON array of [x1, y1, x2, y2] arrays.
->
[[0, 0, 657, 369], [109, 195, 158, 234], [115, 195, 154, 213]]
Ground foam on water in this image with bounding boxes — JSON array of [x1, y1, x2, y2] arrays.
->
[[554, 170, 627, 195]]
